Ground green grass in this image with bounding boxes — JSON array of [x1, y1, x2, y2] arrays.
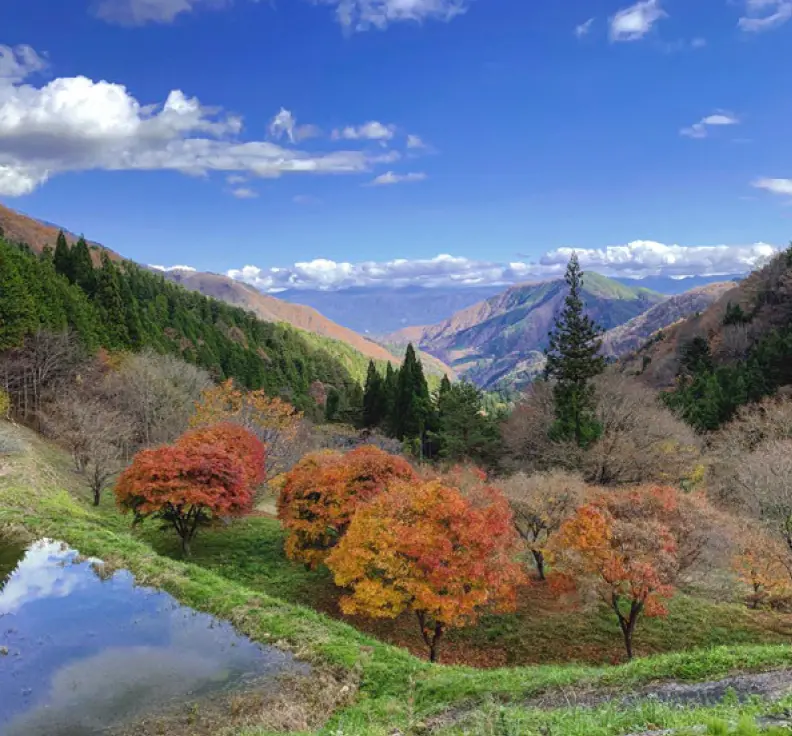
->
[[4, 419, 792, 736]]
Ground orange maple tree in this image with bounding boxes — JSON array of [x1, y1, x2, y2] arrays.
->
[[733, 526, 792, 609], [115, 426, 262, 555], [552, 487, 679, 660], [277, 445, 417, 568], [325, 477, 526, 663], [190, 379, 302, 478], [178, 422, 266, 489]]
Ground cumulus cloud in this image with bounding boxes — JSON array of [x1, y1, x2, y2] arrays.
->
[[738, 0, 792, 31], [230, 186, 257, 198], [268, 108, 322, 143], [369, 171, 427, 185], [753, 178, 792, 197], [227, 241, 779, 292], [322, 0, 470, 31], [575, 17, 595, 38], [332, 121, 395, 141], [406, 134, 427, 149], [149, 264, 198, 272], [93, 0, 235, 26], [610, 0, 667, 41], [680, 111, 739, 139], [0, 48, 403, 196]]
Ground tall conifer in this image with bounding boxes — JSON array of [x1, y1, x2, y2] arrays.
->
[[363, 360, 386, 428]]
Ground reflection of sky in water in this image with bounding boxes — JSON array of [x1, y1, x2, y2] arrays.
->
[[0, 539, 306, 735]]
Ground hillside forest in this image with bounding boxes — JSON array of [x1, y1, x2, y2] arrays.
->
[[6, 229, 792, 733]]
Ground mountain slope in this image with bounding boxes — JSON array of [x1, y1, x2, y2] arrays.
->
[[389, 273, 665, 389], [602, 282, 736, 358], [278, 285, 505, 335]]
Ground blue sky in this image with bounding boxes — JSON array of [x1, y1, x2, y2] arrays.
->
[[1, 0, 791, 289]]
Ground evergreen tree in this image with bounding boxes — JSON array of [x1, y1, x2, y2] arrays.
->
[[53, 231, 72, 281], [439, 374, 452, 398], [383, 361, 399, 433], [325, 387, 340, 421], [434, 380, 499, 466], [362, 360, 386, 428], [94, 252, 130, 348], [544, 253, 605, 447], [70, 237, 97, 295], [0, 246, 37, 350], [393, 344, 433, 453]]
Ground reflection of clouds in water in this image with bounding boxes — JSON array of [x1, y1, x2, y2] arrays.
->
[[0, 539, 86, 615], [4, 645, 232, 736]]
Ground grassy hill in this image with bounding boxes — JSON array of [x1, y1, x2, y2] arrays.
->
[[3, 420, 792, 735]]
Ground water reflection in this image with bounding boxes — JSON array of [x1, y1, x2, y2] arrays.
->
[[0, 539, 306, 735]]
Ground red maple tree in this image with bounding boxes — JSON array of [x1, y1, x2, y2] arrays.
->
[[277, 445, 417, 568], [115, 426, 262, 555], [552, 487, 679, 660], [326, 477, 526, 663]]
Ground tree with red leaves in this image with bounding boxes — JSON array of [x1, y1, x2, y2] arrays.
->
[[552, 487, 679, 660], [326, 477, 526, 663], [177, 422, 266, 489], [115, 426, 263, 555], [277, 445, 417, 568]]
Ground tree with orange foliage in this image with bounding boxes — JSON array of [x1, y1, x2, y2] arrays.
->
[[177, 422, 266, 489], [115, 426, 262, 555], [733, 526, 792, 609], [326, 477, 526, 663], [552, 487, 679, 660], [190, 379, 302, 478], [277, 445, 417, 568]]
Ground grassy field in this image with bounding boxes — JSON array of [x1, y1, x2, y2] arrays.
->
[[3, 420, 792, 735]]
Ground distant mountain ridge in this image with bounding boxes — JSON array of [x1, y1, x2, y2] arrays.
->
[[387, 273, 668, 389]]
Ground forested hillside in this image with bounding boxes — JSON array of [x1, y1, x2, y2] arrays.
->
[[0, 234, 363, 414]]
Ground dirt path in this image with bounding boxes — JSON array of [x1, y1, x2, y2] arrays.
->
[[427, 668, 792, 732]]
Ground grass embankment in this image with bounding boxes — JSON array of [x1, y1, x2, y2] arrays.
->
[[3, 420, 792, 735]]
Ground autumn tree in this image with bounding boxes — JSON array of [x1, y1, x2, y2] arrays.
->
[[544, 253, 605, 447], [177, 422, 266, 490], [277, 445, 417, 568], [552, 488, 679, 660], [326, 477, 526, 663], [733, 526, 792, 609], [115, 426, 262, 555], [501, 471, 586, 581], [190, 379, 302, 478]]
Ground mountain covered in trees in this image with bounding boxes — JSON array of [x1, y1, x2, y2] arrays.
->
[[387, 273, 665, 389], [0, 233, 369, 416]]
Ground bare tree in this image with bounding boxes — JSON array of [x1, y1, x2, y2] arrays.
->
[[585, 372, 701, 486], [108, 349, 212, 449], [501, 470, 586, 580]]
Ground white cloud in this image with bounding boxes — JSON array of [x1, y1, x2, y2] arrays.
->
[[230, 186, 257, 198], [149, 264, 198, 272], [680, 111, 739, 139], [753, 178, 792, 197], [268, 109, 323, 143], [0, 44, 47, 82], [332, 121, 395, 141], [93, 0, 235, 26], [0, 48, 402, 196], [610, 0, 667, 41], [406, 134, 427, 149], [227, 241, 779, 292], [738, 0, 792, 31], [322, 0, 470, 31], [369, 171, 426, 185], [575, 17, 595, 38], [226, 174, 247, 184]]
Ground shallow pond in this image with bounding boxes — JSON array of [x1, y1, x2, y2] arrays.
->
[[0, 539, 307, 735]]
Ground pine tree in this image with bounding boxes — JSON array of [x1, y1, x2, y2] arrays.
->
[[393, 344, 433, 453], [439, 374, 452, 398], [95, 251, 130, 349], [434, 380, 499, 466], [544, 253, 605, 447], [383, 362, 398, 434], [53, 231, 72, 281], [363, 360, 386, 428], [70, 236, 96, 295], [0, 245, 37, 350]]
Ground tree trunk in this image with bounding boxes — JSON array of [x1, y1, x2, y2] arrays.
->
[[532, 549, 546, 581], [92, 487, 101, 507], [613, 596, 642, 661], [181, 535, 191, 557], [428, 623, 443, 663]]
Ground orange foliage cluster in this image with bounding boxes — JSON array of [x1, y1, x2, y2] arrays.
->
[[733, 528, 792, 609], [178, 422, 266, 489], [115, 424, 264, 555], [277, 445, 417, 568], [326, 476, 526, 662], [553, 486, 681, 658]]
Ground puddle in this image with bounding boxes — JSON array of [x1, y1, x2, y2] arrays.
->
[[0, 539, 308, 735]]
